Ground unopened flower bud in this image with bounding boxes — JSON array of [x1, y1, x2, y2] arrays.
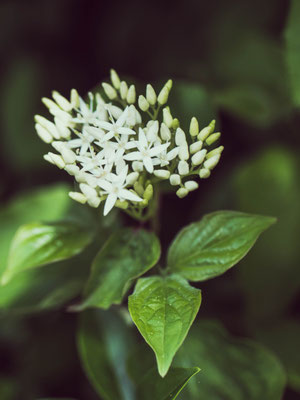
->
[[42, 97, 61, 113], [176, 188, 189, 198], [126, 171, 139, 185], [175, 128, 186, 146], [184, 180, 199, 191], [146, 84, 157, 105], [206, 145, 224, 159], [191, 149, 207, 166], [165, 79, 173, 91], [178, 144, 189, 161], [204, 154, 220, 170], [115, 200, 129, 209], [69, 192, 87, 204], [110, 69, 121, 89], [87, 196, 101, 208], [134, 181, 144, 196], [163, 107, 173, 128], [35, 124, 53, 143], [102, 82, 117, 100], [64, 164, 80, 176], [127, 85, 136, 104], [120, 81, 128, 100], [178, 160, 189, 175], [44, 152, 65, 169], [70, 89, 80, 108], [206, 132, 221, 146], [138, 95, 150, 111], [54, 117, 71, 139], [79, 183, 98, 199], [189, 117, 199, 137], [132, 161, 144, 172], [143, 184, 153, 200], [190, 140, 203, 154], [157, 85, 169, 105], [154, 170, 170, 179], [199, 168, 211, 178], [198, 120, 215, 141], [160, 123, 171, 141], [34, 115, 60, 139], [52, 142, 76, 164], [171, 118, 180, 129], [170, 174, 181, 186], [52, 91, 73, 112]]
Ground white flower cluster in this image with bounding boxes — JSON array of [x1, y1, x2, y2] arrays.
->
[[34, 69, 223, 217]]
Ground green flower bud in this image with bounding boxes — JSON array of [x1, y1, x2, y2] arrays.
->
[[146, 84, 157, 105], [127, 84, 136, 104], [176, 187, 189, 198], [204, 154, 220, 170], [120, 81, 128, 100], [102, 82, 117, 100], [158, 86, 169, 105], [138, 95, 150, 111], [206, 132, 221, 146], [206, 146, 224, 159], [143, 184, 153, 200], [189, 117, 199, 137], [110, 69, 121, 90], [134, 181, 144, 197], [163, 107, 173, 128], [199, 168, 211, 178]]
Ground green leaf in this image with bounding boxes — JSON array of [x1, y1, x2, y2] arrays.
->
[[0, 258, 89, 314], [0, 184, 71, 276], [77, 309, 135, 400], [73, 228, 160, 310], [253, 319, 300, 393], [1, 220, 94, 285], [285, 0, 300, 107], [167, 210, 276, 282], [128, 275, 201, 377], [136, 367, 200, 400], [174, 320, 286, 400]]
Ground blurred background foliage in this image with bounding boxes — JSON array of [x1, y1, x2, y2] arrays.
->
[[0, 0, 300, 399]]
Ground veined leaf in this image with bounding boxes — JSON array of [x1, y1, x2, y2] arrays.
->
[[1, 220, 94, 285], [167, 210, 276, 281], [128, 275, 201, 377], [74, 228, 160, 310]]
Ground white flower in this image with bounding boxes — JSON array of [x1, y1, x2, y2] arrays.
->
[[97, 166, 142, 215], [96, 107, 135, 139], [68, 126, 104, 156], [124, 128, 169, 173], [154, 147, 178, 167]]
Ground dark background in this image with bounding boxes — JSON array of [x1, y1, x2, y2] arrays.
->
[[0, 0, 299, 399]]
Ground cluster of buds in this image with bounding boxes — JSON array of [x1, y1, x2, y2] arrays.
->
[[34, 69, 223, 218]]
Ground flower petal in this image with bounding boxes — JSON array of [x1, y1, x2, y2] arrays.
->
[[104, 193, 118, 216], [143, 156, 154, 173], [119, 189, 142, 202]]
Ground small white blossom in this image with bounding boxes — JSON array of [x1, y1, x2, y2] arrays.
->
[[124, 128, 169, 173], [97, 166, 142, 216]]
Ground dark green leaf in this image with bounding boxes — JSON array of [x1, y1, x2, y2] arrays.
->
[[77, 309, 135, 400], [136, 367, 200, 400], [285, 0, 300, 107], [1, 220, 94, 285], [128, 275, 201, 377], [74, 228, 160, 310], [167, 210, 276, 281], [0, 184, 71, 276], [174, 321, 286, 400]]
